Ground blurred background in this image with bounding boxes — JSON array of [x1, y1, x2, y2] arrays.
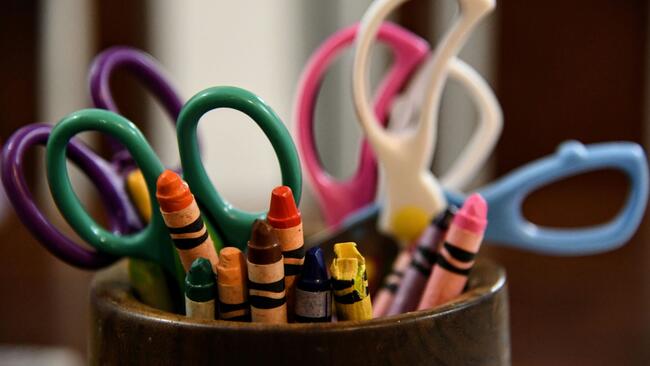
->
[[0, 0, 648, 365]]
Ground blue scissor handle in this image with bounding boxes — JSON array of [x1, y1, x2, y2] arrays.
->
[[446, 141, 649, 255]]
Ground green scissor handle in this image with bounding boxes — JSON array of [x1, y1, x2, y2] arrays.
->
[[177, 86, 302, 250], [45, 109, 183, 287]]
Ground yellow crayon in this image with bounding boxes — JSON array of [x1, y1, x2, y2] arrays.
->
[[330, 242, 372, 321], [125, 169, 173, 311]]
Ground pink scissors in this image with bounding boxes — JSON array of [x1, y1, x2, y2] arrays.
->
[[295, 23, 428, 228]]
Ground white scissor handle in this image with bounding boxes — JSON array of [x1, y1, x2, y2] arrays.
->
[[389, 58, 503, 190], [352, 0, 496, 243]]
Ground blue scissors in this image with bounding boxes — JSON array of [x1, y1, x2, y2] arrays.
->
[[340, 141, 648, 255], [446, 140, 649, 255], [45, 86, 302, 288]]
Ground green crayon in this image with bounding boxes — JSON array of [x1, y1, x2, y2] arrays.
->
[[185, 257, 217, 319]]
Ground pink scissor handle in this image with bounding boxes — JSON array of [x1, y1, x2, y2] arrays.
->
[[294, 22, 429, 228]]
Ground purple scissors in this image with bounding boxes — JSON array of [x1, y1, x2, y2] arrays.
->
[[294, 22, 429, 229], [1, 46, 184, 269]]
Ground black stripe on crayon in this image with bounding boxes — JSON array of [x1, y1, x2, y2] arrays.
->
[[381, 283, 398, 293], [284, 263, 303, 276], [167, 216, 204, 234], [410, 259, 432, 277], [444, 242, 476, 263], [434, 208, 456, 230], [332, 279, 354, 291], [249, 295, 287, 309], [248, 278, 285, 293], [334, 291, 363, 305], [172, 231, 209, 250], [436, 255, 471, 276], [417, 246, 438, 265], [295, 314, 331, 323], [218, 301, 249, 314], [282, 246, 306, 259]]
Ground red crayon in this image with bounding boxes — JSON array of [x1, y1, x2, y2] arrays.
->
[[267, 186, 304, 319], [417, 194, 487, 310]]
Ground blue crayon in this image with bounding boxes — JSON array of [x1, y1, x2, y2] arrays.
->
[[294, 247, 331, 323]]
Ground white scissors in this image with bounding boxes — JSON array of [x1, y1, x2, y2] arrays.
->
[[353, 0, 498, 242]]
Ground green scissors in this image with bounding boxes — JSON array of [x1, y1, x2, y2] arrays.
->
[[46, 86, 302, 289]]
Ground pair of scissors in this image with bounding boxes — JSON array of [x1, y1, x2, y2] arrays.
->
[[341, 141, 649, 255], [295, 21, 501, 231], [1, 47, 184, 269], [352, 0, 648, 254], [45, 86, 302, 289], [353, 0, 498, 242]]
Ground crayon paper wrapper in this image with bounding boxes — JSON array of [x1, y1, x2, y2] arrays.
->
[[295, 289, 331, 318], [335, 296, 372, 321], [251, 304, 288, 323], [185, 298, 215, 320]]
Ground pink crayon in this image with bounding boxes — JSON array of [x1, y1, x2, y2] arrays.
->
[[417, 194, 487, 310]]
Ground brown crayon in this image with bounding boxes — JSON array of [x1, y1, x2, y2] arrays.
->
[[267, 186, 304, 319], [216, 247, 250, 321], [156, 170, 219, 273], [247, 219, 287, 323]]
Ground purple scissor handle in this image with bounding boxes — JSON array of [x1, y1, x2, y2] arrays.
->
[[295, 22, 429, 228], [0, 124, 132, 268], [89, 46, 184, 171], [0, 47, 185, 269]]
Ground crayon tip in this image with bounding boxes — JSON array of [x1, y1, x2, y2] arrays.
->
[[434, 205, 457, 230], [217, 247, 247, 284], [454, 193, 488, 234], [156, 170, 193, 212], [267, 186, 301, 228], [185, 257, 216, 302], [247, 219, 282, 264], [220, 247, 242, 267], [298, 247, 329, 291]]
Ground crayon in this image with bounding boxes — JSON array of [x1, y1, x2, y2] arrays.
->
[[247, 219, 287, 323], [216, 247, 250, 321], [386, 207, 456, 315], [295, 247, 331, 323], [156, 170, 220, 273], [371, 249, 411, 317], [126, 169, 152, 221], [185, 257, 217, 319], [330, 242, 372, 321], [417, 194, 487, 310], [267, 186, 304, 319]]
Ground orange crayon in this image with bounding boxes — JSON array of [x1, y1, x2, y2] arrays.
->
[[156, 170, 219, 273], [417, 194, 487, 310], [267, 186, 304, 319], [216, 247, 250, 321]]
